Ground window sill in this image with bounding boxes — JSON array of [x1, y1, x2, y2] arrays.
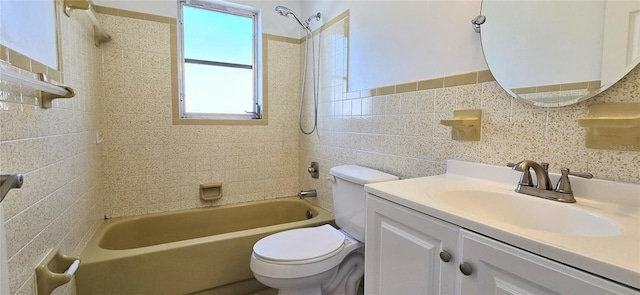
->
[[172, 117, 268, 126]]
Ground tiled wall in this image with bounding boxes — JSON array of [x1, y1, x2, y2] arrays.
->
[[0, 5, 637, 294], [97, 11, 302, 217], [299, 13, 640, 213], [0, 9, 103, 295]]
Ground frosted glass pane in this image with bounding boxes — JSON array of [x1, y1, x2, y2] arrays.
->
[[0, 0, 58, 69], [183, 6, 253, 65], [184, 63, 253, 114]]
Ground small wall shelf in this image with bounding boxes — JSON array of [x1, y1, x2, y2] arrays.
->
[[577, 103, 640, 151], [440, 109, 482, 141]]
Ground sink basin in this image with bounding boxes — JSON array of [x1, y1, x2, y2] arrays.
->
[[435, 189, 621, 237]]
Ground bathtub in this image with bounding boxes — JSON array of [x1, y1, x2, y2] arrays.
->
[[76, 197, 335, 295]]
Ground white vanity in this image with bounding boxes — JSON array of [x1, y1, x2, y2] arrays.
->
[[364, 160, 640, 294]]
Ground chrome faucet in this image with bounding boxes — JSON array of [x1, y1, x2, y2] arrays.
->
[[509, 160, 592, 203], [298, 189, 317, 199], [0, 173, 23, 203]]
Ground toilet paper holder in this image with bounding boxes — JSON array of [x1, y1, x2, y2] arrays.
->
[[35, 247, 80, 295]]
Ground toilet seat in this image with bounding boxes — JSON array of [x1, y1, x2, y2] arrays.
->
[[253, 225, 345, 263], [250, 225, 363, 279]]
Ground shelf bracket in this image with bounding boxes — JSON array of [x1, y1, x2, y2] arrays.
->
[[39, 73, 75, 109]]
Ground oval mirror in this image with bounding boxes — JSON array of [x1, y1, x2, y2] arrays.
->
[[480, 0, 640, 107]]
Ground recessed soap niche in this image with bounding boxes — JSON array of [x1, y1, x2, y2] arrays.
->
[[200, 182, 222, 201]]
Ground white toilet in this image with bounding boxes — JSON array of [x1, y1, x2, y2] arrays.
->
[[250, 165, 398, 295]]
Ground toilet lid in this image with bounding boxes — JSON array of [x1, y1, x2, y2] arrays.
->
[[253, 224, 345, 262]]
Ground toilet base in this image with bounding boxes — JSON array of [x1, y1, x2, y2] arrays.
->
[[254, 267, 337, 295], [255, 252, 364, 295], [321, 253, 364, 295]]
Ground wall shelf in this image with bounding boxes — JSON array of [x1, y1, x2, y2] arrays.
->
[[577, 103, 640, 151], [440, 109, 482, 141]]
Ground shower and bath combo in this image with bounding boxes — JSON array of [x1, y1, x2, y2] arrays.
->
[[275, 6, 321, 135]]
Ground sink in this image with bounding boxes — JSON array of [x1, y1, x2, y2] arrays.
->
[[434, 189, 621, 237]]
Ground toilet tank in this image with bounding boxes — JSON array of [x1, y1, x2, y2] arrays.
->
[[329, 165, 398, 241]]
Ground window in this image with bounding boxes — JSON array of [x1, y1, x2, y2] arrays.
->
[[177, 0, 262, 122]]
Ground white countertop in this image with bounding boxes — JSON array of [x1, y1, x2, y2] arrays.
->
[[364, 160, 640, 290]]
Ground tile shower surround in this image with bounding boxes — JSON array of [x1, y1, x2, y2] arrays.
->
[[0, 7, 638, 295], [0, 9, 103, 295], [97, 12, 302, 218]]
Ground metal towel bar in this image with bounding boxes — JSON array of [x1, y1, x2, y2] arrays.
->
[[0, 68, 75, 108]]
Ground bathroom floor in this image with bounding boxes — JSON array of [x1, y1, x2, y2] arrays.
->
[[247, 280, 365, 295], [247, 289, 278, 295]]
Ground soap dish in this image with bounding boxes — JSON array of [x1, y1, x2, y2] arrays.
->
[[440, 109, 482, 141], [200, 182, 222, 201], [577, 103, 640, 151]]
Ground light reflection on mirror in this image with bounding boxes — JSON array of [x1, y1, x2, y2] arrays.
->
[[480, 0, 640, 107]]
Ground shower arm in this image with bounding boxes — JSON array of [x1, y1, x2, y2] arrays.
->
[[305, 13, 321, 28]]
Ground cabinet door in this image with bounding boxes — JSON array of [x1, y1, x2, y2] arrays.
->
[[458, 230, 636, 295], [365, 195, 459, 295]]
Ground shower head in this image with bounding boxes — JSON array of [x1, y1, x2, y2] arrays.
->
[[275, 5, 306, 29], [275, 5, 321, 30], [275, 6, 294, 17]]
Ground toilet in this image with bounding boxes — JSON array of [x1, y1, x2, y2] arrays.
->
[[250, 165, 398, 295]]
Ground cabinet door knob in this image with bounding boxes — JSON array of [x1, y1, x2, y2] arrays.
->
[[439, 251, 451, 262], [459, 262, 473, 276]]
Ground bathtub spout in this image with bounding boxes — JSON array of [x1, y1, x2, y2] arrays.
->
[[298, 189, 317, 199]]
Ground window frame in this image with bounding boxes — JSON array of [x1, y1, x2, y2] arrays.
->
[[177, 0, 263, 122]]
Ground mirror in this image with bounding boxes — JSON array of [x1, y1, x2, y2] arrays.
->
[[0, 0, 60, 70], [480, 0, 640, 107]]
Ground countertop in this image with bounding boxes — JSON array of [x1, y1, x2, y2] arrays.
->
[[364, 160, 640, 290]]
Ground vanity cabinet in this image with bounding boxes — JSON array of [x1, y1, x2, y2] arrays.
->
[[365, 194, 458, 294], [365, 194, 637, 295], [459, 230, 635, 295]]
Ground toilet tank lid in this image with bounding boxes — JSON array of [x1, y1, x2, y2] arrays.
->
[[329, 165, 398, 185]]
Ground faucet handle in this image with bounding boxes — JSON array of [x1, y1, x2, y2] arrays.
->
[[518, 169, 534, 187], [541, 162, 549, 171], [555, 168, 593, 194], [555, 168, 573, 194]]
